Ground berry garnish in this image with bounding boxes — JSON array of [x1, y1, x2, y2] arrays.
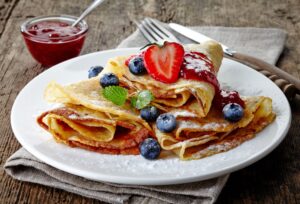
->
[[125, 55, 137, 66], [88, 66, 104, 78], [139, 138, 161, 160], [143, 41, 184, 83], [156, 113, 177, 133], [125, 52, 145, 66], [140, 106, 160, 122], [214, 90, 245, 110], [100, 73, 119, 88], [128, 56, 146, 75], [102, 86, 128, 106], [223, 103, 244, 122]]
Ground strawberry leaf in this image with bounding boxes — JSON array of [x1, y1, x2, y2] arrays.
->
[[102, 86, 128, 106], [140, 42, 164, 50]]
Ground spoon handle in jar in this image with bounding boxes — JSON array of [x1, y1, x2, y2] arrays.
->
[[72, 0, 105, 27]]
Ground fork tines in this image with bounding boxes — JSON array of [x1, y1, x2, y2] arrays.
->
[[135, 18, 179, 43]]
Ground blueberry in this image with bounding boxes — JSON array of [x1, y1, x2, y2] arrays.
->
[[88, 66, 103, 78], [100, 73, 119, 88], [140, 106, 160, 122], [128, 56, 146, 75], [139, 138, 161, 160], [156, 113, 177, 133], [223, 103, 244, 122]]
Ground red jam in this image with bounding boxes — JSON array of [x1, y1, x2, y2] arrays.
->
[[125, 54, 138, 66], [180, 51, 245, 109], [181, 52, 220, 92], [21, 20, 88, 67], [213, 90, 245, 110], [125, 51, 145, 66]]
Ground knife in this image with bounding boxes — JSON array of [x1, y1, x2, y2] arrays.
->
[[169, 23, 300, 95]]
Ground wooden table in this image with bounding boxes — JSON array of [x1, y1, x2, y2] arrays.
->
[[0, 0, 299, 203]]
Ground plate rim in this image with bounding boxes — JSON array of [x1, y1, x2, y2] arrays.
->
[[10, 48, 291, 185]]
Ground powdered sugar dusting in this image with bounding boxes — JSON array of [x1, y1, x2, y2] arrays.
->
[[89, 99, 107, 106], [200, 122, 226, 130], [183, 51, 214, 73], [178, 120, 201, 129], [68, 113, 98, 120], [184, 55, 211, 73], [171, 110, 197, 118], [68, 113, 78, 119], [90, 90, 100, 98]]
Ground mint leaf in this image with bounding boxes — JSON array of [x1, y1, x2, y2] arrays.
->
[[130, 96, 137, 108], [102, 86, 128, 106], [135, 90, 154, 109]]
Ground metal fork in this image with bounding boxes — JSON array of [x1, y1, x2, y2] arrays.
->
[[135, 18, 179, 43]]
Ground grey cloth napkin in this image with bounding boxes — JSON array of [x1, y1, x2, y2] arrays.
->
[[118, 26, 286, 65], [5, 26, 286, 204]]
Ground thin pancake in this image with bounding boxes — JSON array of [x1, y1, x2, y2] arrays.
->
[[100, 41, 223, 117], [154, 96, 275, 160], [37, 104, 150, 155], [40, 78, 153, 155], [38, 41, 275, 159], [44, 78, 152, 132]]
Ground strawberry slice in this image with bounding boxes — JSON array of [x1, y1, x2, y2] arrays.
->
[[143, 42, 184, 83]]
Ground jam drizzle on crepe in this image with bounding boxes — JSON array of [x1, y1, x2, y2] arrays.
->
[[180, 51, 245, 110], [125, 43, 245, 110]]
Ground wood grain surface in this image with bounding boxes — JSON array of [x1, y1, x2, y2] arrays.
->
[[0, 0, 299, 203]]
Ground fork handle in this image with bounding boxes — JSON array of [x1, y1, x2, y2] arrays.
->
[[226, 52, 300, 98]]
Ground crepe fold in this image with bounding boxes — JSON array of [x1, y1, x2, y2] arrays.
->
[[154, 96, 276, 160], [37, 78, 152, 155], [101, 41, 223, 117], [37, 41, 276, 159]]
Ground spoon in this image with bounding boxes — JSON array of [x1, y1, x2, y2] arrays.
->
[[72, 0, 105, 27]]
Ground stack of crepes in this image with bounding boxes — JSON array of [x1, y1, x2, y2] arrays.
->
[[37, 41, 275, 160]]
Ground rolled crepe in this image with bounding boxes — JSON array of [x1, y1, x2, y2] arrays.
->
[[101, 41, 223, 117], [154, 96, 276, 160], [37, 78, 153, 155], [37, 41, 275, 159]]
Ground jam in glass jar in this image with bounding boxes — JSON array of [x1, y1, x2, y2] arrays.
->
[[20, 15, 88, 67]]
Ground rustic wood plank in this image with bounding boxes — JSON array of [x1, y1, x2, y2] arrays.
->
[[0, 0, 299, 203], [217, 110, 300, 204], [0, 0, 19, 37]]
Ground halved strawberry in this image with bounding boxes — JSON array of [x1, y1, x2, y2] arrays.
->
[[143, 42, 184, 83]]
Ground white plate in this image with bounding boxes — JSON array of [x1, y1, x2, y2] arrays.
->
[[11, 48, 291, 185]]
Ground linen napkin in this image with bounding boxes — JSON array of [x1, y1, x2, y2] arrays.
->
[[5, 26, 286, 204]]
